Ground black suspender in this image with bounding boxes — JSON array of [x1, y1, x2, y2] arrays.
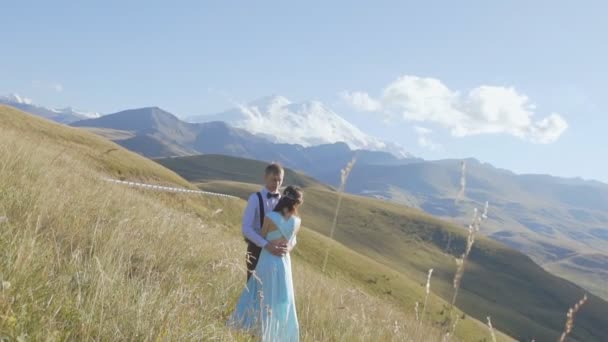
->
[[244, 192, 266, 244], [256, 192, 265, 228]]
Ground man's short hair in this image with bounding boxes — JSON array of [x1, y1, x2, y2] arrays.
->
[[265, 163, 284, 176]]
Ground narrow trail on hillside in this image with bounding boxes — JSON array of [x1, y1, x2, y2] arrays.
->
[[101, 178, 240, 199]]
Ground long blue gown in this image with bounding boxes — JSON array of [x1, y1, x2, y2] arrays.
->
[[227, 211, 300, 342]]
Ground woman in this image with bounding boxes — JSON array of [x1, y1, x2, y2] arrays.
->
[[228, 185, 303, 342]]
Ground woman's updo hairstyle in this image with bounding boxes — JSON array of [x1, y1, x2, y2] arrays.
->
[[273, 185, 304, 215]]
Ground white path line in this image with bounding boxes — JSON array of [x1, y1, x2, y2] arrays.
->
[[101, 178, 239, 200]]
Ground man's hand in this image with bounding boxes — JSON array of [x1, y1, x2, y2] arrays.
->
[[265, 240, 288, 256]]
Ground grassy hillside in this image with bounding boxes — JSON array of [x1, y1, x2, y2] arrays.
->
[[544, 253, 608, 300], [342, 159, 608, 301], [0, 105, 502, 340], [0, 105, 191, 187], [156, 154, 329, 190], [159, 154, 608, 342]]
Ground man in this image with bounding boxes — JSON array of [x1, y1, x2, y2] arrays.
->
[[242, 163, 288, 281]]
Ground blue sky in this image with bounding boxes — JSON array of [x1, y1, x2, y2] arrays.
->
[[1, 1, 606, 182]]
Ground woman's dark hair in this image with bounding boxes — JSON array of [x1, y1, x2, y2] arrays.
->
[[273, 185, 304, 215]]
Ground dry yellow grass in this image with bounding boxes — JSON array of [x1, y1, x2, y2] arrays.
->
[[0, 107, 452, 341]]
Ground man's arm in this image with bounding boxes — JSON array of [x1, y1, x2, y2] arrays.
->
[[242, 194, 268, 248]]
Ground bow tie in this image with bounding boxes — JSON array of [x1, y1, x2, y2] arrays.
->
[[267, 192, 280, 199]]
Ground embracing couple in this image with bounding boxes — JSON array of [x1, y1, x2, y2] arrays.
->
[[227, 163, 303, 342]]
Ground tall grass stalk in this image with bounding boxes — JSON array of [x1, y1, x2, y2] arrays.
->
[[487, 316, 497, 342], [321, 156, 356, 273], [420, 268, 434, 326], [412, 268, 434, 340], [451, 203, 487, 311], [455, 161, 466, 204], [448, 158, 489, 336], [449, 202, 488, 326], [558, 294, 588, 342]]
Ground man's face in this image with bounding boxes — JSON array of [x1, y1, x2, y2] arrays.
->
[[265, 171, 284, 192]]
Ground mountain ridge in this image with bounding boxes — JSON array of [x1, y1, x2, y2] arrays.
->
[[0, 93, 100, 123], [186, 95, 412, 158]]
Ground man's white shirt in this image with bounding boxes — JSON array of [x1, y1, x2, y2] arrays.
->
[[242, 187, 281, 248]]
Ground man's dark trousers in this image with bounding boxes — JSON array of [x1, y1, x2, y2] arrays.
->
[[246, 240, 262, 281]]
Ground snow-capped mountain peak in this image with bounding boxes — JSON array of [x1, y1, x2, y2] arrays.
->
[[188, 95, 411, 158], [53, 106, 101, 119], [1, 93, 33, 105], [245, 95, 292, 113], [0, 93, 101, 123]]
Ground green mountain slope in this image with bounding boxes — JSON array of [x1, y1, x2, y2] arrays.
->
[[159, 153, 608, 342], [156, 154, 328, 190], [343, 159, 608, 300]]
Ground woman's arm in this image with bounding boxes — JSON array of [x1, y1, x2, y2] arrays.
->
[[287, 219, 301, 252], [288, 235, 297, 252]]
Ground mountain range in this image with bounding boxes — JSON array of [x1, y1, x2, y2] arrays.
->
[[8, 103, 608, 341], [5, 95, 608, 300], [186, 95, 411, 158], [0, 94, 100, 123], [340, 158, 608, 299], [70, 106, 412, 166]]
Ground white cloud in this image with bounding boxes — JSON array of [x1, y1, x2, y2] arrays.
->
[[528, 113, 568, 144], [414, 126, 433, 135], [340, 91, 382, 112], [343, 75, 568, 144], [414, 126, 442, 151], [32, 80, 64, 93]]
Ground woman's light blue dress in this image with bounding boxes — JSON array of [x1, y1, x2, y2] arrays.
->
[[228, 211, 300, 342]]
